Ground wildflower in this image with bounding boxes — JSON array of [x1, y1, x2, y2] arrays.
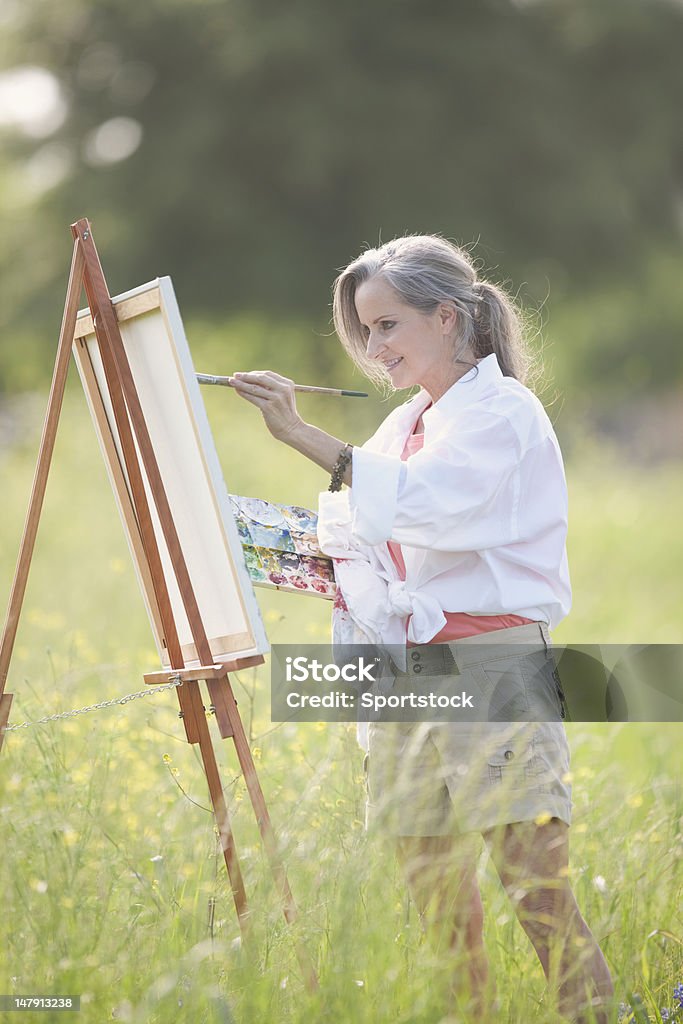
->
[[616, 1000, 639, 1023]]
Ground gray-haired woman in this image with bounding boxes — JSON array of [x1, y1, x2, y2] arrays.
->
[[231, 234, 614, 1023]]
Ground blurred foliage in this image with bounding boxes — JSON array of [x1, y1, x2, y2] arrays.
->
[[0, 0, 682, 402]]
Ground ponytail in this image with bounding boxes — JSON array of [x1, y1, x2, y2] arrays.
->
[[473, 281, 533, 385]]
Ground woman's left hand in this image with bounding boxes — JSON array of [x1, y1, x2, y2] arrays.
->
[[230, 370, 304, 442]]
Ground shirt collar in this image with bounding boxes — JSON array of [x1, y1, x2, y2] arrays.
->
[[383, 353, 504, 452], [422, 353, 503, 427]]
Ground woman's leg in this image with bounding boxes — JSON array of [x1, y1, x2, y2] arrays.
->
[[482, 817, 614, 1023], [395, 832, 494, 1015]]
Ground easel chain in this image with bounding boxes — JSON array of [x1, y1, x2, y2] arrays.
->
[[4, 675, 183, 732]]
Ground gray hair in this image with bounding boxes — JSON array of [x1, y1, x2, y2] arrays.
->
[[332, 234, 535, 391]]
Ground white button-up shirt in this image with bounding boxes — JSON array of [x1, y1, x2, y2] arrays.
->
[[317, 353, 571, 651]]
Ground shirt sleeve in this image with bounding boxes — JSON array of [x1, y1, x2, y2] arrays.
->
[[349, 411, 522, 551]]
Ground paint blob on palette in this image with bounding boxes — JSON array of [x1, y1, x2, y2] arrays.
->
[[229, 495, 336, 599]]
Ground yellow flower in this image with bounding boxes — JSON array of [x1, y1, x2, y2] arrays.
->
[[534, 811, 553, 826]]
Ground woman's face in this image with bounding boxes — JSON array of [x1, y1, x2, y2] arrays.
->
[[354, 275, 463, 402]]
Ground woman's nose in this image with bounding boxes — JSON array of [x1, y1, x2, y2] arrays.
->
[[366, 332, 385, 360]]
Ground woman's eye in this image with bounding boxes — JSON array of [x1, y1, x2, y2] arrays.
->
[[381, 321, 396, 331]]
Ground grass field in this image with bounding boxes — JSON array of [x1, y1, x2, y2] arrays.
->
[[1, 385, 682, 1024]]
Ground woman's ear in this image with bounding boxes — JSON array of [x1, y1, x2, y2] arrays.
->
[[438, 301, 458, 334]]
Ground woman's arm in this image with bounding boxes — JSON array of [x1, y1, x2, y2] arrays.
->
[[229, 370, 353, 486]]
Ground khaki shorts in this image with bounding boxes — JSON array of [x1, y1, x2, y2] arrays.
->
[[363, 623, 573, 837]]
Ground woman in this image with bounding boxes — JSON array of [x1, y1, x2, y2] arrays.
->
[[230, 235, 613, 1023]]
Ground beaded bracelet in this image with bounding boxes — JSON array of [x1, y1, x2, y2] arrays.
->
[[328, 443, 353, 492]]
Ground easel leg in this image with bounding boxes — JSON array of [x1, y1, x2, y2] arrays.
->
[[0, 239, 85, 751], [207, 675, 319, 991], [186, 681, 251, 933], [70, 220, 258, 948]]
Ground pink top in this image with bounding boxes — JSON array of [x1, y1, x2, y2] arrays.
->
[[387, 426, 534, 644]]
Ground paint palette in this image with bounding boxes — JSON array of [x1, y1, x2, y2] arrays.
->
[[229, 495, 336, 599]]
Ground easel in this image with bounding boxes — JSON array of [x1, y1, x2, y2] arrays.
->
[[0, 218, 317, 990]]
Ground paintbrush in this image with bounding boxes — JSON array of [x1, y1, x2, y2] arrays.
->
[[196, 373, 368, 398]]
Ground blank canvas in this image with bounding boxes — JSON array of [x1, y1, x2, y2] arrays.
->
[[72, 277, 269, 668]]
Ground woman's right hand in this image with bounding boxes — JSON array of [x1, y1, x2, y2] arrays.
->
[[229, 370, 305, 442]]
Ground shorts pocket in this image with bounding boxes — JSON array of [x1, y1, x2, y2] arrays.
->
[[470, 656, 530, 720], [486, 734, 546, 785]]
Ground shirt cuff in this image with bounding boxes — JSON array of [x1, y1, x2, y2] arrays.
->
[[349, 448, 405, 545]]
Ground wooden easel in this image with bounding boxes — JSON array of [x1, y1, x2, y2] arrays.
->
[[0, 218, 317, 990]]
